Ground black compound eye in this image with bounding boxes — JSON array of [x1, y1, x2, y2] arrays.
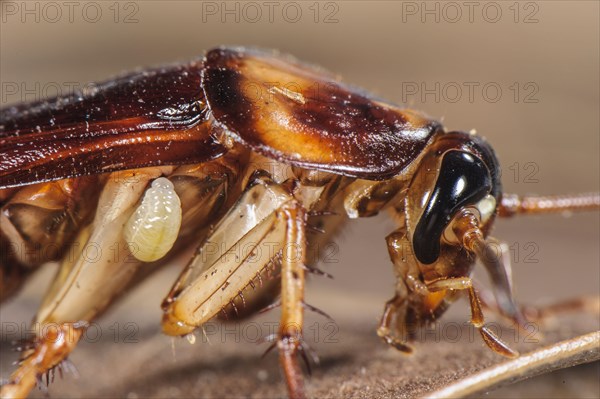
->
[[413, 151, 492, 264]]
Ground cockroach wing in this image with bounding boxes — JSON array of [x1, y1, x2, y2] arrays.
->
[[202, 47, 442, 180], [0, 61, 227, 189]]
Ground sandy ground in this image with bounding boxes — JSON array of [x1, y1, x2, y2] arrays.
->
[[1, 309, 598, 398]]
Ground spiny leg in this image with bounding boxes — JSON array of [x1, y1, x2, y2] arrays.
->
[[3, 160, 239, 397], [160, 171, 326, 398], [427, 277, 518, 358], [473, 280, 530, 329], [1, 167, 173, 398], [156, 172, 312, 393], [1, 323, 85, 398], [277, 201, 308, 399], [161, 172, 295, 335]]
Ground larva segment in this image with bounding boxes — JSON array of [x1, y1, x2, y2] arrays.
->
[[124, 177, 183, 262]]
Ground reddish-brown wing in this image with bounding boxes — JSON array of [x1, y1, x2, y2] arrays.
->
[[0, 60, 226, 189], [202, 47, 442, 180]]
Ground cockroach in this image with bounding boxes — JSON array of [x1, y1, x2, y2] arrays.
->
[[0, 47, 598, 399]]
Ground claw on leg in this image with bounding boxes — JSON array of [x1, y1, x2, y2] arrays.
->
[[278, 335, 305, 399], [1, 322, 84, 399]]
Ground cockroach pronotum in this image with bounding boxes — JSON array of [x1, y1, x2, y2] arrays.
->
[[0, 47, 598, 399]]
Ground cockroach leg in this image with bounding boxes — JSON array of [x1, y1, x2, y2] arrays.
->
[[259, 299, 281, 314], [160, 175, 313, 397], [0, 46, 598, 399], [0, 322, 84, 399], [302, 301, 334, 321], [301, 264, 333, 279], [455, 210, 597, 332], [498, 192, 600, 217], [448, 210, 530, 334], [277, 201, 308, 399], [474, 281, 536, 337], [377, 229, 433, 353], [161, 172, 294, 335], [35, 168, 168, 325], [1, 168, 171, 399], [377, 294, 414, 353], [385, 230, 429, 295], [427, 277, 518, 358]]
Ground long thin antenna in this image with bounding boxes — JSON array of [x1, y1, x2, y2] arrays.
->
[[498, 193, 600, 217]]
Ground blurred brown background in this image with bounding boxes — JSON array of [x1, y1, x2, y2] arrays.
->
[[1, 1, 598, 398]]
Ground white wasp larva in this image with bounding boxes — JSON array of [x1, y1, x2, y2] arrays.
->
[[124, 177, 182, 262]]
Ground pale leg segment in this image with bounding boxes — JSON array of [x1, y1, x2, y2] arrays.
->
[[161, 174, 310, 398], [277, 201, 308, 399], [1, 168, 168, 399]]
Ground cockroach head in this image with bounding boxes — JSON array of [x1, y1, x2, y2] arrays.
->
[[405, 132, 502, 265]]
